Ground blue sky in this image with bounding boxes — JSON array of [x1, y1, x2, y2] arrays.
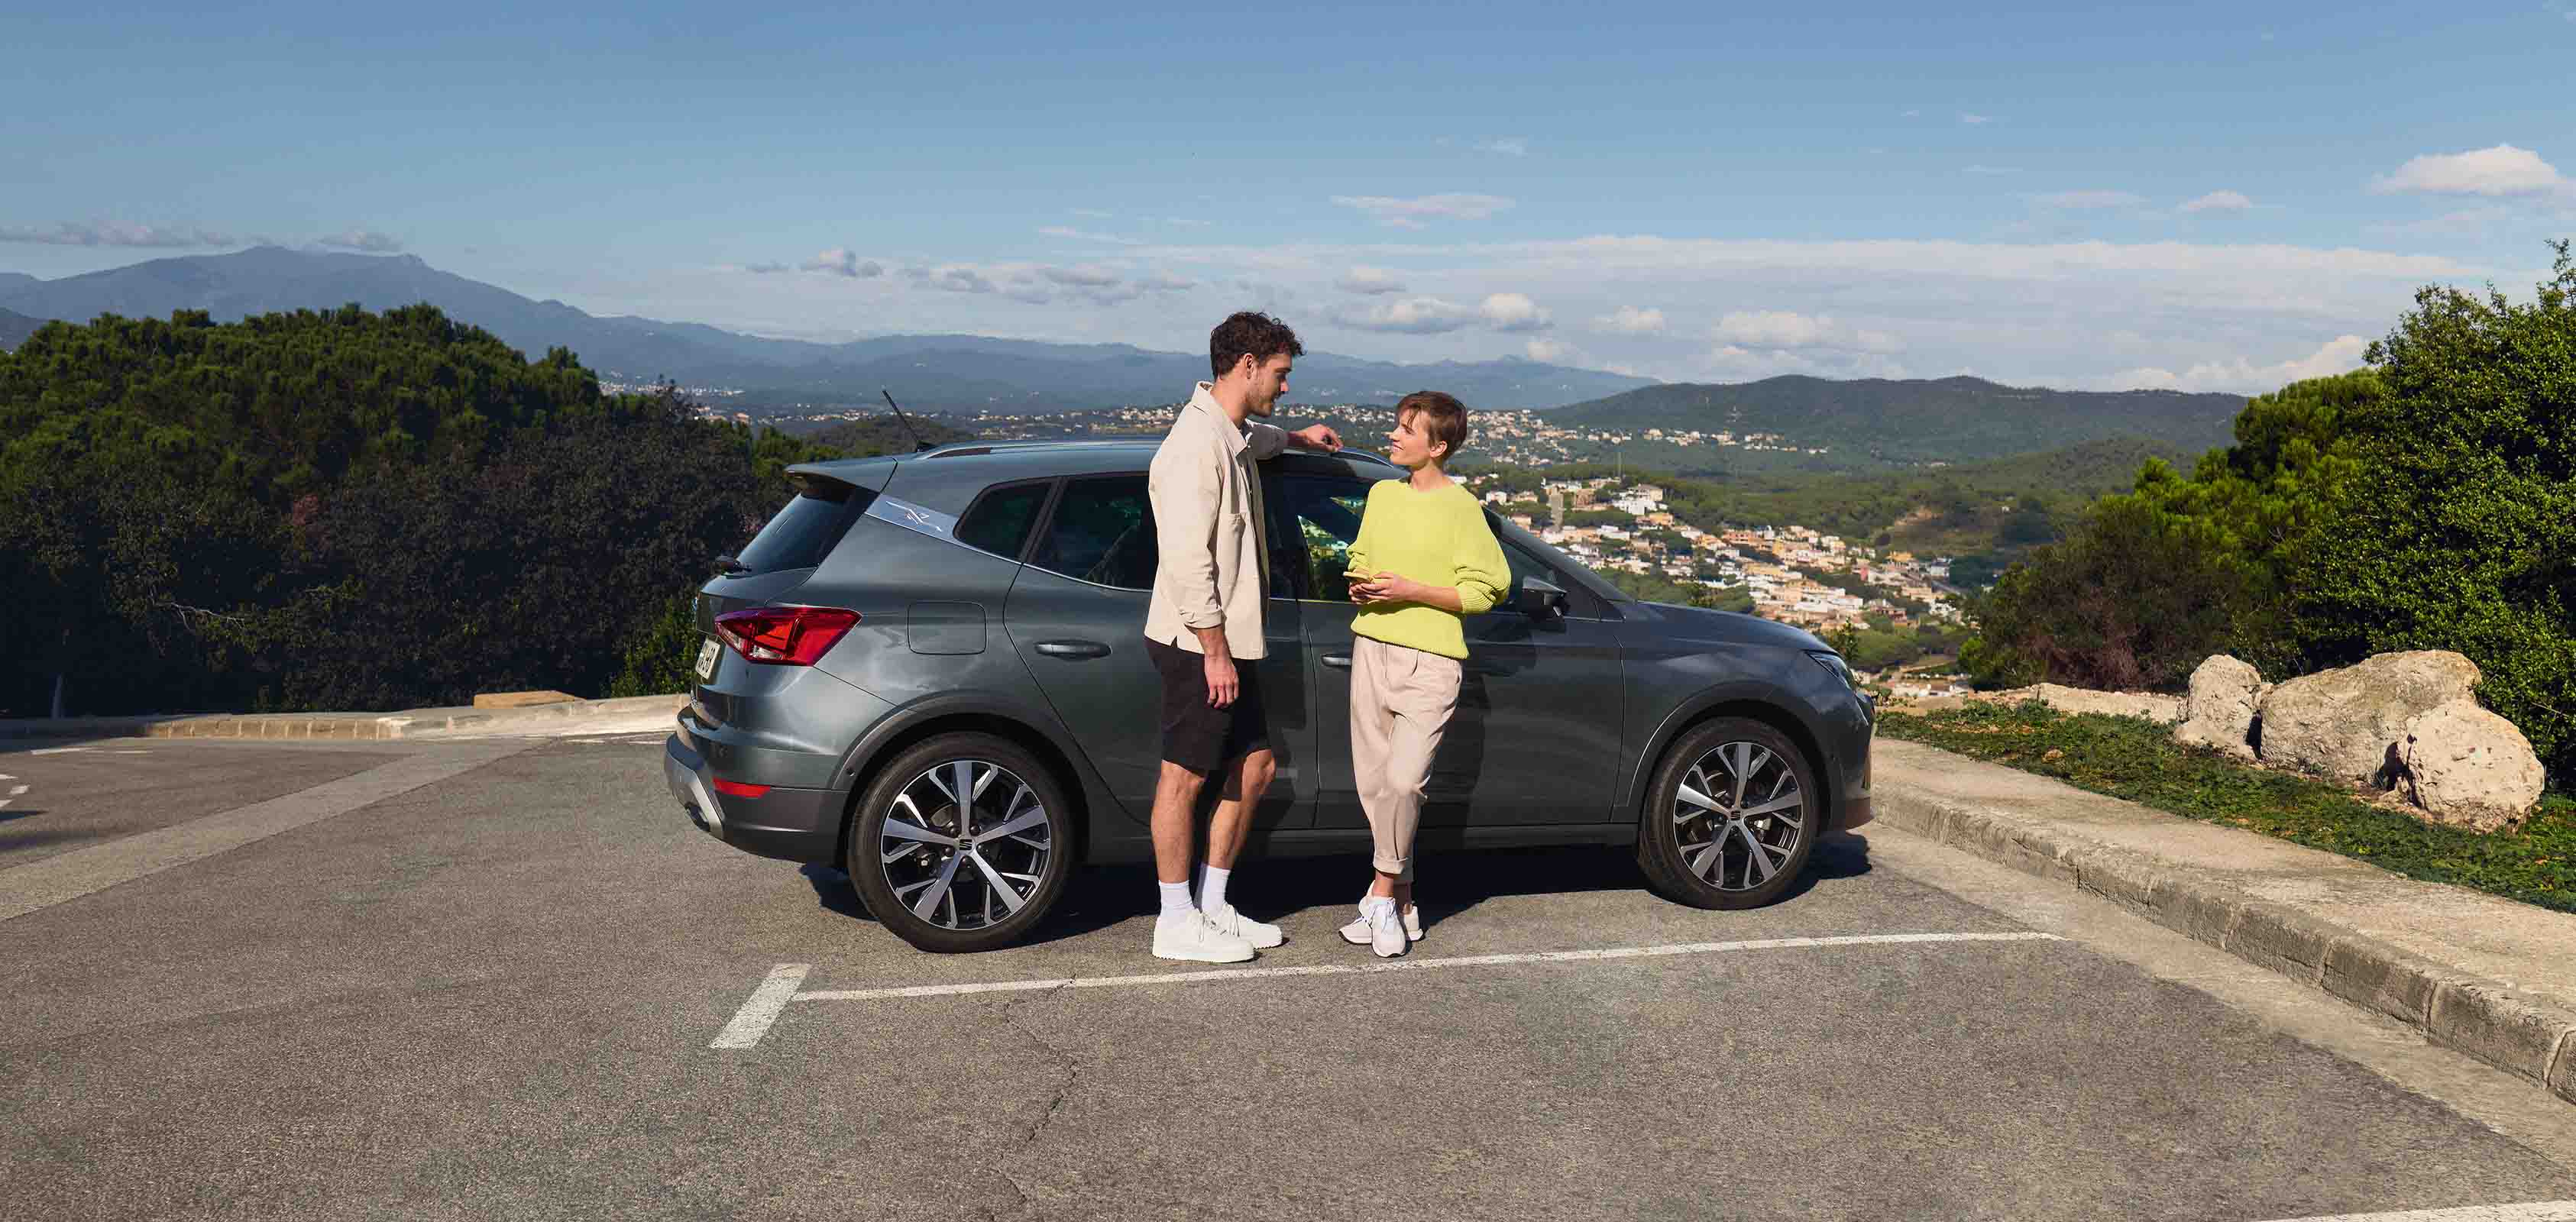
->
[[6, 1, 2574, 390]]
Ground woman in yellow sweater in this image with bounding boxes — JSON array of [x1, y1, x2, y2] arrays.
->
[[1337, 390, 1510, 957]]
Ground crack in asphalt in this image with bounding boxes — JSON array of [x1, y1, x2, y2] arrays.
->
[[982, 984, 1083, 1220]]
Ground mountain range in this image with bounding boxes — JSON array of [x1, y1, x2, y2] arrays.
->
[[1544, 376, 2249, 464], [0, 247, 1655, 411]]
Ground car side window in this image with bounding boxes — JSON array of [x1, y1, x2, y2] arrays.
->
[[1492, 522, 1610, 619], [1029, 475, 1157, 590], [955, 480, 1051, 559], [1283, 476, 1376, 603]]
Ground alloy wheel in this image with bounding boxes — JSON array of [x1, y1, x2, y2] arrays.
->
[[1672, 740, 1806, 893], [876, 759, 1053, 931]]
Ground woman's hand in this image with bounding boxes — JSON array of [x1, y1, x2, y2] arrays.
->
[[1349, 571, 1423, 605]]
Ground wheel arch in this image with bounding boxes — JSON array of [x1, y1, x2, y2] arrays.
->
[[833, 698, 1096, 868], [1629, 690, 1837, 826]]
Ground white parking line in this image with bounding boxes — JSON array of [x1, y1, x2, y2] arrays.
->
[[711, 930, 2063, 1049], [28, 747, 92, 756], [2256, 1204, 2576, 1221]]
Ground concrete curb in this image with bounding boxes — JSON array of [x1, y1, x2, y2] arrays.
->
[[1874, 784, 2576, 1105], [0, 693, 686, 743]]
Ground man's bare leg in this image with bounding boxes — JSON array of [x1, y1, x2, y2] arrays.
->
[[1150, 760, 1209, 885], [1204, 747, 1275, 873]]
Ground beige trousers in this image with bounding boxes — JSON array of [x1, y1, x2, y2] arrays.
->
[[1348, 634, 1461, 882]]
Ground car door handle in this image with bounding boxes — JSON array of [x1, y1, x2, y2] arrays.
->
[[1322, 653, 1351, 669], [1034, 639, 1112, 659]]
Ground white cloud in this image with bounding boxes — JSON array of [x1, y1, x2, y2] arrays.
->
[[1963, 164, 2021, 175], [1597, 305, 1667, 334], [1138, 273, 1196, 291], [909, 264, 997, 294], [1479, 292, 1552, 331], [1039, 225, 1144, 246], [1710, 310, 1901, 354], [744, 261, 791, 274], [800, 248, 884, 278], [1330, 193, 1515, 228], [1473, 137, 1529, 157], [1960, 113, 1995, 124], [1523, 338, 1581, 363], [1337, 296, 1477, 333], [316, 228, 402, 253], [2034, 189, 2147, 209], [1070, 208, 1114, 218], [1901, 108, 1922, 118], [0, 220, 237, 248], [2095, 334, 2369, 393], [1038, 263, 1122, 288], [2373, 144, 2568, 197], [1335, 265, 1407, 295], [1163, 217, 1214, 228], [2180, 190, 2254, 213]]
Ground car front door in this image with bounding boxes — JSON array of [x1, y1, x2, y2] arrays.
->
[[1004, 473, 1309, 830], [1284, 474, 1628, 829]]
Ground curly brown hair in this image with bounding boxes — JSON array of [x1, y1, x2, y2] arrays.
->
[[1209, 311, 1304, 380]]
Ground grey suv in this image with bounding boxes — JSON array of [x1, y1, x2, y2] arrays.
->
[[663, 438, 1875, 952]]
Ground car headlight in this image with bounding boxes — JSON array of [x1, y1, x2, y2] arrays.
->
[[1807, 650, 1856, 690]]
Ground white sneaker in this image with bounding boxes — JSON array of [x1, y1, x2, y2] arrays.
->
[[1153, 911, 1255, 964], [1364, 901, 1407, 959], [1202, 903, 1285, 949], [1344, 894, 1426, 944]]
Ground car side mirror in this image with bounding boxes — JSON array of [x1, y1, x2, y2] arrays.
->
[[1514, 577, 1568, 621]]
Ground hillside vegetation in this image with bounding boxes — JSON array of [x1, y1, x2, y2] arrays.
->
[[1965, 243, 2576, 784], [0, 305, 903, 717], [1548, 374, 2246, 464]]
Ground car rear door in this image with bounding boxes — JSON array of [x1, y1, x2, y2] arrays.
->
[[1003, 472, 1310, 829], [1283, 473, 1628, 829]]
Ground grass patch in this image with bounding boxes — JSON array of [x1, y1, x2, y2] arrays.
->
[[1878, 700, 2576, 913]]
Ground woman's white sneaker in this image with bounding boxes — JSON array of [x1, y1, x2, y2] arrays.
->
[[1357, 900, 1407, 958], [1401, 904, 1422, 942], [1152, 912, 1256, 963]]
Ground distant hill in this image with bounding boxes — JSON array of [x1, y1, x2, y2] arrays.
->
[[0, 307, 45, 351], [1546, 375, 2248, 464], [0, 247, 1657, 410]]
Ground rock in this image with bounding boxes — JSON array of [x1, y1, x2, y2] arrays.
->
[[1981, 683, 2183, 723], [2399, 703, 2544, 833], [2256, 651, 2481, 786], [2173, 655, 2266, 760]]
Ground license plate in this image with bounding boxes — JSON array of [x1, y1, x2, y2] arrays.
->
[[694, 638, 721, 684]]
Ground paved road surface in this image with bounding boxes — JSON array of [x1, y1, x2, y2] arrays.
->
[[4, 735, 2571, 1220]]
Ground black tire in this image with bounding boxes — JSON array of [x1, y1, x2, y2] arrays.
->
[[1636, 717, 1820, 910], [846, 732, 1076, 952]]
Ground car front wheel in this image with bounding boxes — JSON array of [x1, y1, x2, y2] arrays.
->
[[1637, 717, 1819, 910], [846, 732, 1074, 952]]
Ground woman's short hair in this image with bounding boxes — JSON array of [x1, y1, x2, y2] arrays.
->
[[1394, 390, 1469, 464]]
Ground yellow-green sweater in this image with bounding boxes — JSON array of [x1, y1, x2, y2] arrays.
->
[[1345, 478, 1510, 661]]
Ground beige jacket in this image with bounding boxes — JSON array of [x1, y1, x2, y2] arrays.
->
[[1145, 382, 1289, 659]]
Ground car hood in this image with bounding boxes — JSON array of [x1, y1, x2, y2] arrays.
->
[[1625, 601, 1832, 652]]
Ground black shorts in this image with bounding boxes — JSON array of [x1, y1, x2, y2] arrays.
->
[[1146, 636, 1271, 774]]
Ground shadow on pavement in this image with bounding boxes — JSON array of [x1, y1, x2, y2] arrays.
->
[[801, 832, 1875, 950]]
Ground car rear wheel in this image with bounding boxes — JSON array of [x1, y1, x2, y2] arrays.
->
[[847, 732, 1074, 952], [1637, 717, 1819, 910]]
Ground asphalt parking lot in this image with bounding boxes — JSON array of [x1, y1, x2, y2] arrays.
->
[[4, 735, 2573, 1220]]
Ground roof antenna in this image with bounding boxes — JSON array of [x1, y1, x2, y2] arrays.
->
[[882, 388, 936, 452]]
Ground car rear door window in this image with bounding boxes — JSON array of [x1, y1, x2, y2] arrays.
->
[[735, 479, 872, 574], [1029, 475, 1157, 590], [956, 480, 1052, 559]]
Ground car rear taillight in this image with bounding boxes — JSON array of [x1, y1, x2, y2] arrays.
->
[[713, 606, 860, 665]]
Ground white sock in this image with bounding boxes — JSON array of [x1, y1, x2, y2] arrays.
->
[[1198, 865, 1231, 914], [1158, 881, 1196, 919]]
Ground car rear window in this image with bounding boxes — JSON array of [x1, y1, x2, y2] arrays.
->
[[735, 480, 872, 574], [955, 480, 1051, 559]]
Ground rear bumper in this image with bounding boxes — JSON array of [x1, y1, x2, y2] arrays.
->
[[664, 731, 841, 865]]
